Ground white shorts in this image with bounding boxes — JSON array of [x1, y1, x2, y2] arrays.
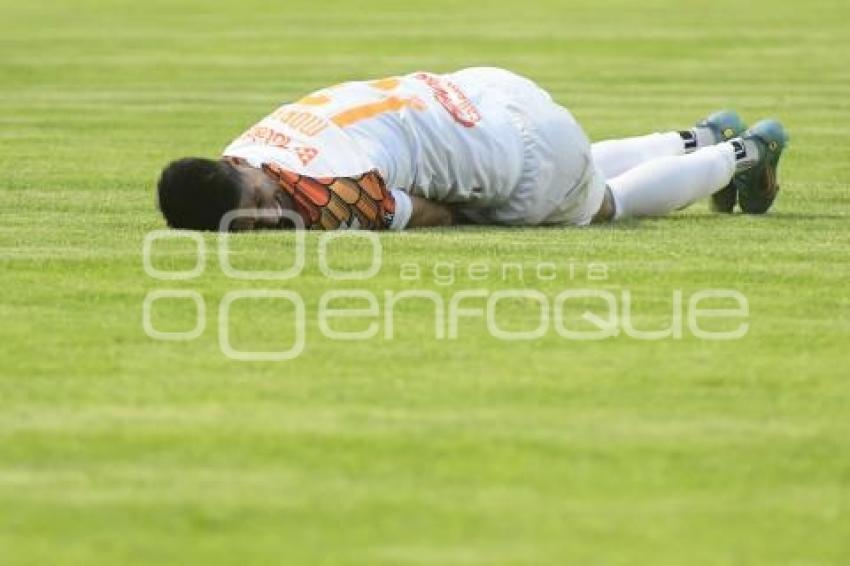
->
[[453, 68, 605, 226]]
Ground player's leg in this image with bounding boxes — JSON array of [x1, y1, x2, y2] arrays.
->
[[591, 110, 747, 179], [607, 143, 737, 219], [605, 120, 788, 219], [591, 132, 685, 179]]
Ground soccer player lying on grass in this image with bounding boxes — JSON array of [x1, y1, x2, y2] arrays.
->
[[156, 67, 788, 231]]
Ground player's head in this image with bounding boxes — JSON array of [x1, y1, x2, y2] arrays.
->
[[157, 157, 294, 231]]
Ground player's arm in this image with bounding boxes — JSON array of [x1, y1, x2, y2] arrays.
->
[[262, 163, 453, 230], [379, 189, 455, 228], [408, 194, 454, 228]]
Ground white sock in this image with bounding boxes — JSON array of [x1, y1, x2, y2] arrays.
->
[[591, 132, 685, 179], [679, 126, 718, 153], [610, 142, 736, 219], [729, 137, 762, 171]]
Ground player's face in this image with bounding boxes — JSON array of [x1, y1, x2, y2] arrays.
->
[[229, 164, 296, 231]]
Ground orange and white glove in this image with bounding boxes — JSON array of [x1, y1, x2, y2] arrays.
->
[[262, 163, 411, 230]]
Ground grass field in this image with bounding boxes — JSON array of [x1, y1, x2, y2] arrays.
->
[[1, 0, 849, 563]]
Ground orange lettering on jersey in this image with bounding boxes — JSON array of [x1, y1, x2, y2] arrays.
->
[[297, 94, 331, 106], [295, 146, 319, 166], [331, 96, 425, 127], [241, 125, 292, 149], [369, 77, 400, 91], [271, 109, 329, 137], [414, 73, 481, 128]]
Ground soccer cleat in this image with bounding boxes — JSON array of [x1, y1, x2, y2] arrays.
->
[[697, 110, 748, 213], [732, 119, 789, 215], [698, 109, 748, 143]]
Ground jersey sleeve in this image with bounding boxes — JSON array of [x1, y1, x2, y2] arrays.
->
[[262, 163, 410, 230]]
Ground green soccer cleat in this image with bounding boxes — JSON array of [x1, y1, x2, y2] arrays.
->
[[697, 110, 748, 213], [699, 109, 748, 143], [732, 119, 789, 215]]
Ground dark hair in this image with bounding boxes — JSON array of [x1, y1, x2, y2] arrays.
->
[[157, 158, 242, 231]]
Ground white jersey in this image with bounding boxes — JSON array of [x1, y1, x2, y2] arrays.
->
[[223, 68, 604, 227], [222, 70, 525, 209]]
